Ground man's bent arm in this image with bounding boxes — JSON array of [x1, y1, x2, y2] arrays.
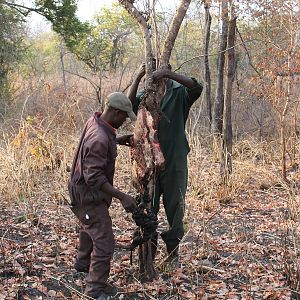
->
[[101, 182, 128, 200], [127, 64, 145, 103], [101, 182, 137, 212], [167, 71, 198, 89], [152, 69, 197, 89]]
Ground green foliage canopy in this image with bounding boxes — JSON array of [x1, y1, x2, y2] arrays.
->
[[0, 4, 25, 78], [34, 0, 90, 50], [73, 3, 140, 72]]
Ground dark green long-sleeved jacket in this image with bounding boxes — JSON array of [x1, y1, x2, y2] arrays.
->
[[133, 78, 203, 171]]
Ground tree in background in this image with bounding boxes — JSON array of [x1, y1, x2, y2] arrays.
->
[[242, 0, 300, 181], [202, 0, 212, 127], [66, 4, 141, 105], [207, 0, 236, 183], [0, 3, 26, 114], [3, 0, 90, 49], [94, 4, 139, 72], [0, 0, 90, 115], [221, 0, 236, 180], [212, 0, 228, 136]]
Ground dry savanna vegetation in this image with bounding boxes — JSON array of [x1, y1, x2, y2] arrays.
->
[[0, 0, 300, 299]]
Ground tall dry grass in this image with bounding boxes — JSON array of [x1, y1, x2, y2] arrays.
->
[[0, 74, 299, 297], [186, 130, 300, 296]]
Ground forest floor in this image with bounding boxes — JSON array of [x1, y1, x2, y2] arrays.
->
[[0, 146, 299, 300]]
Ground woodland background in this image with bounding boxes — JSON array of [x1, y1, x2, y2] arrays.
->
[[0, 0, 299, 299]]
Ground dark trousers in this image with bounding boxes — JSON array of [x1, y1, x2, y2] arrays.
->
[[153, 167, 188, 249], [75, 208, 115, 298]]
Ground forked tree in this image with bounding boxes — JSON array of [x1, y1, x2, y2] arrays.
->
[[118, 0, 192, 280]]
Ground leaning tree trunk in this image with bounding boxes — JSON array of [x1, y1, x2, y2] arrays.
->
[[59, 39, 67, 91], [221, 7, 236, 181], [119, 0, 191, 281], [203, 0, 212, 127]]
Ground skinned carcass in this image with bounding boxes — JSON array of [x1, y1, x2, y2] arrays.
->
[[131, 105, 165, 201]]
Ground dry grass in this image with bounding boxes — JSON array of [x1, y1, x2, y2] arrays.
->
[[0, 77, 299, 299]]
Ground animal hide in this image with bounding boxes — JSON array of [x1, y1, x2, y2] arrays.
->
[[131, 106, 165, 195]]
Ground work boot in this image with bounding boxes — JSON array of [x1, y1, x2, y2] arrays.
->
[[74, 261, 89, 273], [167, 243, 179, 259], [104, 283, 119, 297], [151, 232, 158, 261], [166, 244, 180, 269], [95, 292, 112, 300]]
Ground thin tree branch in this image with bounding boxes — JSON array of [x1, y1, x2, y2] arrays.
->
[[236, 27, 262, 78], [65, 70, 98, 90], [174, 39, 255, 71], [3, 1, 44, 17]]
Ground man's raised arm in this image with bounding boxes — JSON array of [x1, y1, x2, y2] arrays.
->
[[127, 63, 146, 103]]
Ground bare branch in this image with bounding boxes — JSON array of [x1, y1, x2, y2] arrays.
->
[[160, 0, 192, 66], [236, 27, 262, 78], [119, 0, 154, 79], [65, 70, 98, 90], [175, 39, 255, 71], [3, 1, 43, 17]]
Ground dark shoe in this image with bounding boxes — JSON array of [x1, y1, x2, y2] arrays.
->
[[166, 243, 180, 269], [151, 232, 158, 260], [74, 261, 89, 273], [168, 255, 180, 270], [95, 292, 112, 300], [104, 283, 118, 297], [166, 243, 179, 258]]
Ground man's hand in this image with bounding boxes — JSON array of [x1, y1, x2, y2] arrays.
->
[[136, 63, 146, 79], [135, 59, 157, 79], [152, 69, 170, 82], [120, 194, 137, 213], [116, 134, 134, 147]]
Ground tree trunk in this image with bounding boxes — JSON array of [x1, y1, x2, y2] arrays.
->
[[110, 37, 119, 71], [280, 76, 291, 183], [59, 40, 67, 91], [203, 0, 212, 127], [280, 119, 287, 182], [212, 0, 228, 135], [291, 104, 299, 166], [160, 0, 191, 66], [119, 0, 191, 281], [120, 1, 157, 280], [221, 12, 236, 181]]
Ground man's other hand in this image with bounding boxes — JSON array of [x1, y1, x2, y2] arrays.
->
[[152, 69, 170, 82], [137, 63, 146, 78], [116, 134, 134, 147], [120, 194, 137, 213]]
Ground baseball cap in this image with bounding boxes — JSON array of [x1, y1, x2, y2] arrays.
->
[[106, 92, 137, 121]]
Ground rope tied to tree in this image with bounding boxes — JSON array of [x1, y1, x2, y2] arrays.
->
[[130, 195, 158, 265]]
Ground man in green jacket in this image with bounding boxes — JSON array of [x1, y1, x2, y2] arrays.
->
[[127, 64, 203, 263]]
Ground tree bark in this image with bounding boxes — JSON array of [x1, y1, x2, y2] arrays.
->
[[59, 40, 67, 91], [160, 0, 191, 66], [203, 0, 212, 127], [221, 9, 236, 180], [110, 37, 119, 71], [212, 0, 228, 135]]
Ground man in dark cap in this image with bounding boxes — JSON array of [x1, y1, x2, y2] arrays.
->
[[68, 92, 137, 300]]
